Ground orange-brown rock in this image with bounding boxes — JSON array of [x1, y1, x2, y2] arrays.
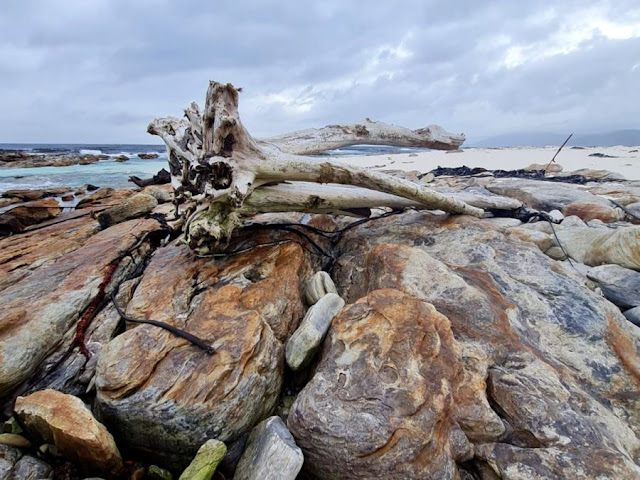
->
[[563, 200, 624, 222], [0, 211, 164, 404], [329, 212, 640, 479], [95, 242, 310, 467], [0, 198, 62, 235], [15, 389, 122, 474], [288, 289, 470, 479]]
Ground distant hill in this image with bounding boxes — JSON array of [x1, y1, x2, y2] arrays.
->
[[469, 130, 640, 148]]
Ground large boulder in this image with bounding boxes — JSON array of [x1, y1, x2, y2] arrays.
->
[[95, 242, 309, 467], [555, 225, 640, 270], [327, 212, 640, 478], [485, 178, 609, 211], [288, 289, 470, 479], [0, 199, 62, 235], [587, 264, 640, 309], [0, 213, 163, 406]]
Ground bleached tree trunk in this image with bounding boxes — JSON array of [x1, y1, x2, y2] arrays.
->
[[148, 81, 482, 253], [259, 120, 465, 155]]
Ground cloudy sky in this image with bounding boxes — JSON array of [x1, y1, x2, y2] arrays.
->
[[0, 0, 639, 144]]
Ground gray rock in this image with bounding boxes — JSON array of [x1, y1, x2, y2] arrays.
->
[[625, 201, 640, 220], [303, 271, 337, 305], [559, 215, 586, 228], [286, 293, 345, 371], [623, 306, 640, 326], [97, 193, 158, 228], [587, 264, 640, 309], [0, 444, 22, 480], [486, 178, 609, 211], [324, 211, 640, 479], [482, 217, 522, 229], [233, 417, 303, 480], [10, 455, 53, 479], [554, 225, 640, 270]]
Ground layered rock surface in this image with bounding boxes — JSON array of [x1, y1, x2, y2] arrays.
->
[[314, 212, 640, 479], [95, 241, 310, 466], [289, 288, 469, 479]]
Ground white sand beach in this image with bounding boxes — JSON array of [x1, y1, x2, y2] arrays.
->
[[350, 145, 640, 180]]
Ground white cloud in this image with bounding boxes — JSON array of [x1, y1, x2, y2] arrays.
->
[[0, 0, 638, 143]]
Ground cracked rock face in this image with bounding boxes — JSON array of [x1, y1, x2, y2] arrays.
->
[[0, 211, 162, 406], [95, 242, 309, 467], [324, 212, 640, 479], [288, 288, 469, 480]]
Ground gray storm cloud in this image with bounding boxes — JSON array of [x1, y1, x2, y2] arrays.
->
[[0, 0, 638, 143]]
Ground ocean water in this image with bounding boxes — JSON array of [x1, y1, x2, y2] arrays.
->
[[0, 144, 168, 194], [0, 143, 423, 194]]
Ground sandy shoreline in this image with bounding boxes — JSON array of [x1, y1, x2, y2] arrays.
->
[[347, 145, 640, 180]]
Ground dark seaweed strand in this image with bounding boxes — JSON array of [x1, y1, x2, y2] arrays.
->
[[110, 290, 215, 355]]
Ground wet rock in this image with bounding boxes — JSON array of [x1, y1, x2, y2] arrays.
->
[[586, 264, 640, 309], [179, 439, 226, 480], [96, 242, 309, 467], [61, 194, 74, 202], [623, 306, 640, 326], [0, 198, 63, 235], [563, 200, 623, 222], [114, 155, 129, 162], [0, 153, 107, 168], [10, 455, 53, 479], [555, 225, 640, 270], [97, 193, 158, 228], [138, 153, 159, 159], [1, 188, 72, 201], [234, 416, 303, 480], [303, 271, 337, 305], [285, 293, 344, 371], [328, 212, 640, 478], [15, 390, 122, 474], [289, 289, 466, 479]]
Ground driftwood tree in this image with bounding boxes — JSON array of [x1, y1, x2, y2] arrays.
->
[[149, 81, 483, 253]]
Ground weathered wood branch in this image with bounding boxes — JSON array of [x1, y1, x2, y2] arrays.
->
[[260, 120, 465, 155], [149, 81, 481, 253]]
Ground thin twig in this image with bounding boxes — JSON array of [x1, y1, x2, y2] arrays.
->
[[110, 289, 215, 355], [545, 133, 573, 173]]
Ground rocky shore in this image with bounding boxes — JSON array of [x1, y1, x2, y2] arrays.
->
[[0, 164, 639, 479], [0, 150, 159, 168]]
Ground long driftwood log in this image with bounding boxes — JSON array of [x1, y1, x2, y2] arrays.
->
[[148, 81, 482, 253]]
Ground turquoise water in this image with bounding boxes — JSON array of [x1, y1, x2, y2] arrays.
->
[[0, 143, 424, 194]]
